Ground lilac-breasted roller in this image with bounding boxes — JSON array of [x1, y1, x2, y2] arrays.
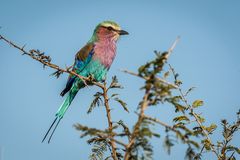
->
[[42, 21, 128, 143]]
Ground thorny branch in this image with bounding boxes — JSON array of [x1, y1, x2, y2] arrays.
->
[[124, 90, 150, 160], [123, 37, 180, 159], [102, 82, 118, 160], [168, 64, 220, 158]]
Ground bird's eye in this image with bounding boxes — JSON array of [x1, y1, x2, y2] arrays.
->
[[107, 26, 113, 30]]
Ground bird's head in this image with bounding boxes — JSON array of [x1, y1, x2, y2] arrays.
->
[[91, 21, 129, 42]]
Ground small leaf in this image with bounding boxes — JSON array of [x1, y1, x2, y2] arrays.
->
[[175, 80, 182, 86], [184, 87, 195, 97], [138, 65, 146, 73], [50, 70, 64, 78], [192, 100, 204, 108], [175, 104, 187, 113], [117, 120, 131, 136], [187, 140, 200, 148], [195, 114, 205, 123], [87, 92, 103, 114], [173, 115, 190, 122], [202, 139, 211, 151], [192, 127, 204, 136], [226, 145, 240, 154], [163, 71, 170, 79], [110, 93, 119, 98], [205, 124, 217, 134], [174, 124, 192, 134], [141, 127, 152, 137], [163, 135, 174, 155], [114, 97, 129, 113], [153, 133, 161, 138], [109, 76, 122, 89]]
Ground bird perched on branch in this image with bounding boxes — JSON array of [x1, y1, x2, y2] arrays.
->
[[42, 21, 128, 143]]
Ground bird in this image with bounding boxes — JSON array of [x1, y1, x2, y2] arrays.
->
[[42, 21, 128, 143]]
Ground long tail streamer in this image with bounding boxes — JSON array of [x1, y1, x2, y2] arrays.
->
[[42, 89, 78, 143]]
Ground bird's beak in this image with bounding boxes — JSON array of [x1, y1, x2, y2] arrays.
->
[[118, 30, 129, 35]]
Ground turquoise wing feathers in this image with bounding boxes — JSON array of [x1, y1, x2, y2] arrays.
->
[[60, 43, 94, 96]]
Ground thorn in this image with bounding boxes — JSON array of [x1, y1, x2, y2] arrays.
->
[[21, 44, 26, 50], [66, 65, 73, 71]]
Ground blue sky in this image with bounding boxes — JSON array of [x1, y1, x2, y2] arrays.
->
[[1, 0, 240, 159]]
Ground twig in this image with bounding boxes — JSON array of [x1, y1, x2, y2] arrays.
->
[[166, 36, 180, 59], [102, 82, 118, 160], [121, 69, 178, 89], [143, 114, 178, 132], [123, 37, 180, 160], [124, 90, 150, 160], [168, 64, 220, 158]]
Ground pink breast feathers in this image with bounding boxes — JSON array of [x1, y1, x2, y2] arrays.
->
[[93, 40, 117, 69]]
